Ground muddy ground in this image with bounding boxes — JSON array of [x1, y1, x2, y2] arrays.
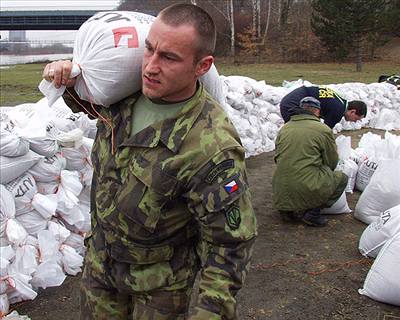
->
[[13, 129, 400, 319]]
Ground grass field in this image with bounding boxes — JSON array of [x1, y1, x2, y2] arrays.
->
[[0, 60, 399, 106]]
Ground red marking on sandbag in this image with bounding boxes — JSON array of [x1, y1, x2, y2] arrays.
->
[[112, 27, 139, 48]]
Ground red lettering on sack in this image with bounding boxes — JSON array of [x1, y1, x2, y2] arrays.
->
[[112, 27, 139, 48]]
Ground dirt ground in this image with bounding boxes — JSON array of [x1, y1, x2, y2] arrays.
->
[[12, 129, 400, 319]]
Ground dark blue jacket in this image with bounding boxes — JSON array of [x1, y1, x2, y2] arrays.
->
[[279, 86, 348, 128]]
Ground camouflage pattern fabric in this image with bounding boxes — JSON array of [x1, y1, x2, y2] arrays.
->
[[64, 83, 257, 320]]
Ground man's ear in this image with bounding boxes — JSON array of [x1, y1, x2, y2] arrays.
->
[[195, 55, 214, 77]]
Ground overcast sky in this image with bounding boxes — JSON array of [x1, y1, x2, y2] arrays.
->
[[0, 0, 121, 42]]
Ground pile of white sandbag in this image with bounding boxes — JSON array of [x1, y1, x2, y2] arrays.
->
[[358, 205, 400, 306], [346, 132, 400, 307], [0, 98, 95, 316], [221, 77, 400, 157]]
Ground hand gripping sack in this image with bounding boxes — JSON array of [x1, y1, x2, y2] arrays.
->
[[359, 231, 400, 306], [359, 204, 400, 258], [72, 11, 156, 106]]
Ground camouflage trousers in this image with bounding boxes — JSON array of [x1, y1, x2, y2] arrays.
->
[[80, 229, 200, 320]]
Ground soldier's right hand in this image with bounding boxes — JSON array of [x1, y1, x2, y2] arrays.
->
[[42, 60, 76, 89]]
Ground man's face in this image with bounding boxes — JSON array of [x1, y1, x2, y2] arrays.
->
[[142, 19, 209, 102], [344, 109, 363, 122]]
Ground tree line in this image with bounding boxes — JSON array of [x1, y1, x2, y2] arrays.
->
[[118, 0, 400, 71]]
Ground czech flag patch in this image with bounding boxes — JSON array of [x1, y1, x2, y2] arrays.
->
[[224, 180, 238, 194]]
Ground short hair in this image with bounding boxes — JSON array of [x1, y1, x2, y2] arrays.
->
[[158, 3, 216, 61], [348, 100, 367, 117]]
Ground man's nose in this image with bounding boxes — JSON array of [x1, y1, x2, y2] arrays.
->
[[144, 54, 160, 74]]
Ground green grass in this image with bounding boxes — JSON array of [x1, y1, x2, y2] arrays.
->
[[0, 63, 46, 106], [0, 61, 399, 106], [216, 61, 400, 86]]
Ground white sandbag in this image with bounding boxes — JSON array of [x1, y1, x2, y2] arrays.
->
[[355, 158, 379, 192], [31, 261, 66, 290], [28, 153, 66, 183], [47, 220, 71, 243], [0, 246, 15, 277], [321, 191, 352, 214], [60, 244, 83, 276], [335, 135, 352, 160], [27, 122, 59, 157], [336, 159, 358, 193], [0, 293, 9, 318], [39, 11, 155, 107], [354, 160, 400, 224], [201, 63, 226, 106], [0, 185, 28, 246], [3, 310, 31, 319], [12, 244, 38, 277], [57, 170, 83, 211], [0, 151, 42, 184], [50, 110, 96, 139], [359, 232, 400, 306], [359, 204, 400, 258], [1, 272, 37, 304], [61, 137, 93, 171], [64, 232, 85, 255], [0, 116, 30, 157], [15, 210, 48, 236], [6, 173, 37, 216]]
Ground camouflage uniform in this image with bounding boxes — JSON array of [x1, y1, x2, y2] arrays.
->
[[64, 83, 257, 320]]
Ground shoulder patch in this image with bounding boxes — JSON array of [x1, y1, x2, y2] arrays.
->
[[225, 206, 241, 230], [205, 159, 234, 184]]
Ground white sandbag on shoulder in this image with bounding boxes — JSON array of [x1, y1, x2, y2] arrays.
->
[[359, 204, 400, 258], [39, 11, 155, 107], [359, 232, 400, 306], [0, 151, 43, 184], [354, 160, 400, 224], [321, 191, 352, 214], [355, 158, 379, 192]]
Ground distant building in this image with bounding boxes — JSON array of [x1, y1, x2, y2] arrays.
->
[[9, 30, 26, 42]]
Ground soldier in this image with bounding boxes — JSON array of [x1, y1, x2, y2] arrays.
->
[[273, 97, 348, 227], [43, 3, 257, 320]]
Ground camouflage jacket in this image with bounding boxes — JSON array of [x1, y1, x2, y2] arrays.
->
[[63, 84, 257, 319]]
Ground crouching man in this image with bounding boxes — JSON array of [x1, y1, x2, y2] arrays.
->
[[272, 97, 348, 227]]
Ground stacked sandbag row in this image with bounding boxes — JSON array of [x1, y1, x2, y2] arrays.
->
[[341, 132, 400, 307], [0, 98, 95, 316], [220, 77, 400, 157]]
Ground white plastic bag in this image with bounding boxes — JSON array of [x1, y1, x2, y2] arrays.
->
[[354, 160, 400, 224], [359, 204, 400, 258], [359, 232, 400, 306]]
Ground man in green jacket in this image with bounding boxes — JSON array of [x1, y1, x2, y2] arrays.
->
[[42, 4, 257, 320], [272, 96, 348, 227]]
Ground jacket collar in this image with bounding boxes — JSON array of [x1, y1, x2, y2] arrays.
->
[[291, 113, 322, 122], [118, 82, 206, 153]]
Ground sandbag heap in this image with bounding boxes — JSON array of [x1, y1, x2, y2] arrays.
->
[[0, 99, 95, 316], [221, 77, 400, 157]]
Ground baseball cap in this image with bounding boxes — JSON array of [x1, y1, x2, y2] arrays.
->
[[300, 96, 321, 109]]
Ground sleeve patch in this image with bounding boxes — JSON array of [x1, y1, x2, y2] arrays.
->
[[205, 159, 234, 184], [225, 205, 241, 230]]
